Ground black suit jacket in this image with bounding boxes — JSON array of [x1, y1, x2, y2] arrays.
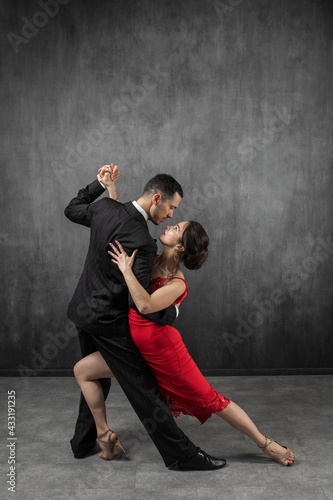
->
[[64, 179, 176, 337]]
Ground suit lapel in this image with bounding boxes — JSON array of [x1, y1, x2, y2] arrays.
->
[[123, 202, 157, 253]]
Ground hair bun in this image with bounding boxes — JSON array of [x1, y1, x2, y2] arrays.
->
[[180, 221, 209, 271], [183, 249, 208, 270]]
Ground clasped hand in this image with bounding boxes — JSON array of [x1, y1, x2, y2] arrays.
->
[[97, 163, 119, 186], [108, 241, 138, 273]]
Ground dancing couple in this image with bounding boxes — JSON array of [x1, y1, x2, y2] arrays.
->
[[65, 164, 294, 470]]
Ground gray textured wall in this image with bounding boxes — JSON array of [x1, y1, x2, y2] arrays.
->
[[1, 0, 332, 375]]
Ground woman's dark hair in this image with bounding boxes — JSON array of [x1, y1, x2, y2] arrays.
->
[[143, 174, 183, 201], [179, 221, 209, 270]]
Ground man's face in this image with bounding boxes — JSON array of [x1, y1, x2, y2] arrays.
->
[[149, 192, 182, 225]]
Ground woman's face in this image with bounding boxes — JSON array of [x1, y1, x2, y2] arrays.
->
[[159, 221, 189, 248]]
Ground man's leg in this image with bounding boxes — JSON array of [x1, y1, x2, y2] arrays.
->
[[70, 327, 111, 458], [90, 331, 197, 467]]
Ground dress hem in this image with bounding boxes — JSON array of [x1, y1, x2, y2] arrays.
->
[[162, 391, 231, 425]]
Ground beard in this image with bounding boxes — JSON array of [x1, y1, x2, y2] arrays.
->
[[151, 205, 166, 225]]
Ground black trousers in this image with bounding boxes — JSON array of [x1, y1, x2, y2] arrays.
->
[[71, 326, 197, 467], [70, 328, 112, 457]]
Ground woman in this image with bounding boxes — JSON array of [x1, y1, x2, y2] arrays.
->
[[74, 169, 295, 466]]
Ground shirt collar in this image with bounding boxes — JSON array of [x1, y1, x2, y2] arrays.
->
[[132, 201, 148, 222]]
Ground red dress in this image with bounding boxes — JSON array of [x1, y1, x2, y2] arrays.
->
[[128, 276, 230, 424]]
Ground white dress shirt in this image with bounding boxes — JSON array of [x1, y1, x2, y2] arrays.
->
[[132, 200, 148, 222]]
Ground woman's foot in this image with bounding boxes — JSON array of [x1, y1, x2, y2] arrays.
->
[[258, 435, 295, 466], [97, 429, 126, 460]]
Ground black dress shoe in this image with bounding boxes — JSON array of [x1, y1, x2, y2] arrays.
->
[[169, 448, 227, 471], [71, 440, 97, 459], [72, 448, 95, 459]]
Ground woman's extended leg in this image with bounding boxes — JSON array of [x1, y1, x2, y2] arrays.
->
[[216, 401, 294, 466], [74, 352, 119, 458]]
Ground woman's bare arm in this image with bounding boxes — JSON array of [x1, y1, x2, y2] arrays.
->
[[108, 241, 186, 314], [97, 164, 119, 201]]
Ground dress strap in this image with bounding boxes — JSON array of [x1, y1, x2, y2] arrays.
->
[[150, 276, 188, 305], [162, 276, 188, 290], [169, 277, 188, 304]]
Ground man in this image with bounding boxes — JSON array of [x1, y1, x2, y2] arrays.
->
[[64, 165, 225, 470]]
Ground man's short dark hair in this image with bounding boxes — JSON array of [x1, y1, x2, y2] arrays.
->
[[143, 174, 183, 201]]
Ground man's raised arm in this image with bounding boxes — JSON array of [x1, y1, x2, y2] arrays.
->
[[64, 179, 106, 227], [64, 165, 118, 227]]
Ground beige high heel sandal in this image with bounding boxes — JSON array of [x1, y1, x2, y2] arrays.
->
[[97, 429, 126, 461], [258, 435, 295, 466]]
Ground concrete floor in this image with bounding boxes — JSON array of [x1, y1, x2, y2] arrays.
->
[[0, 375, 332, 500]]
